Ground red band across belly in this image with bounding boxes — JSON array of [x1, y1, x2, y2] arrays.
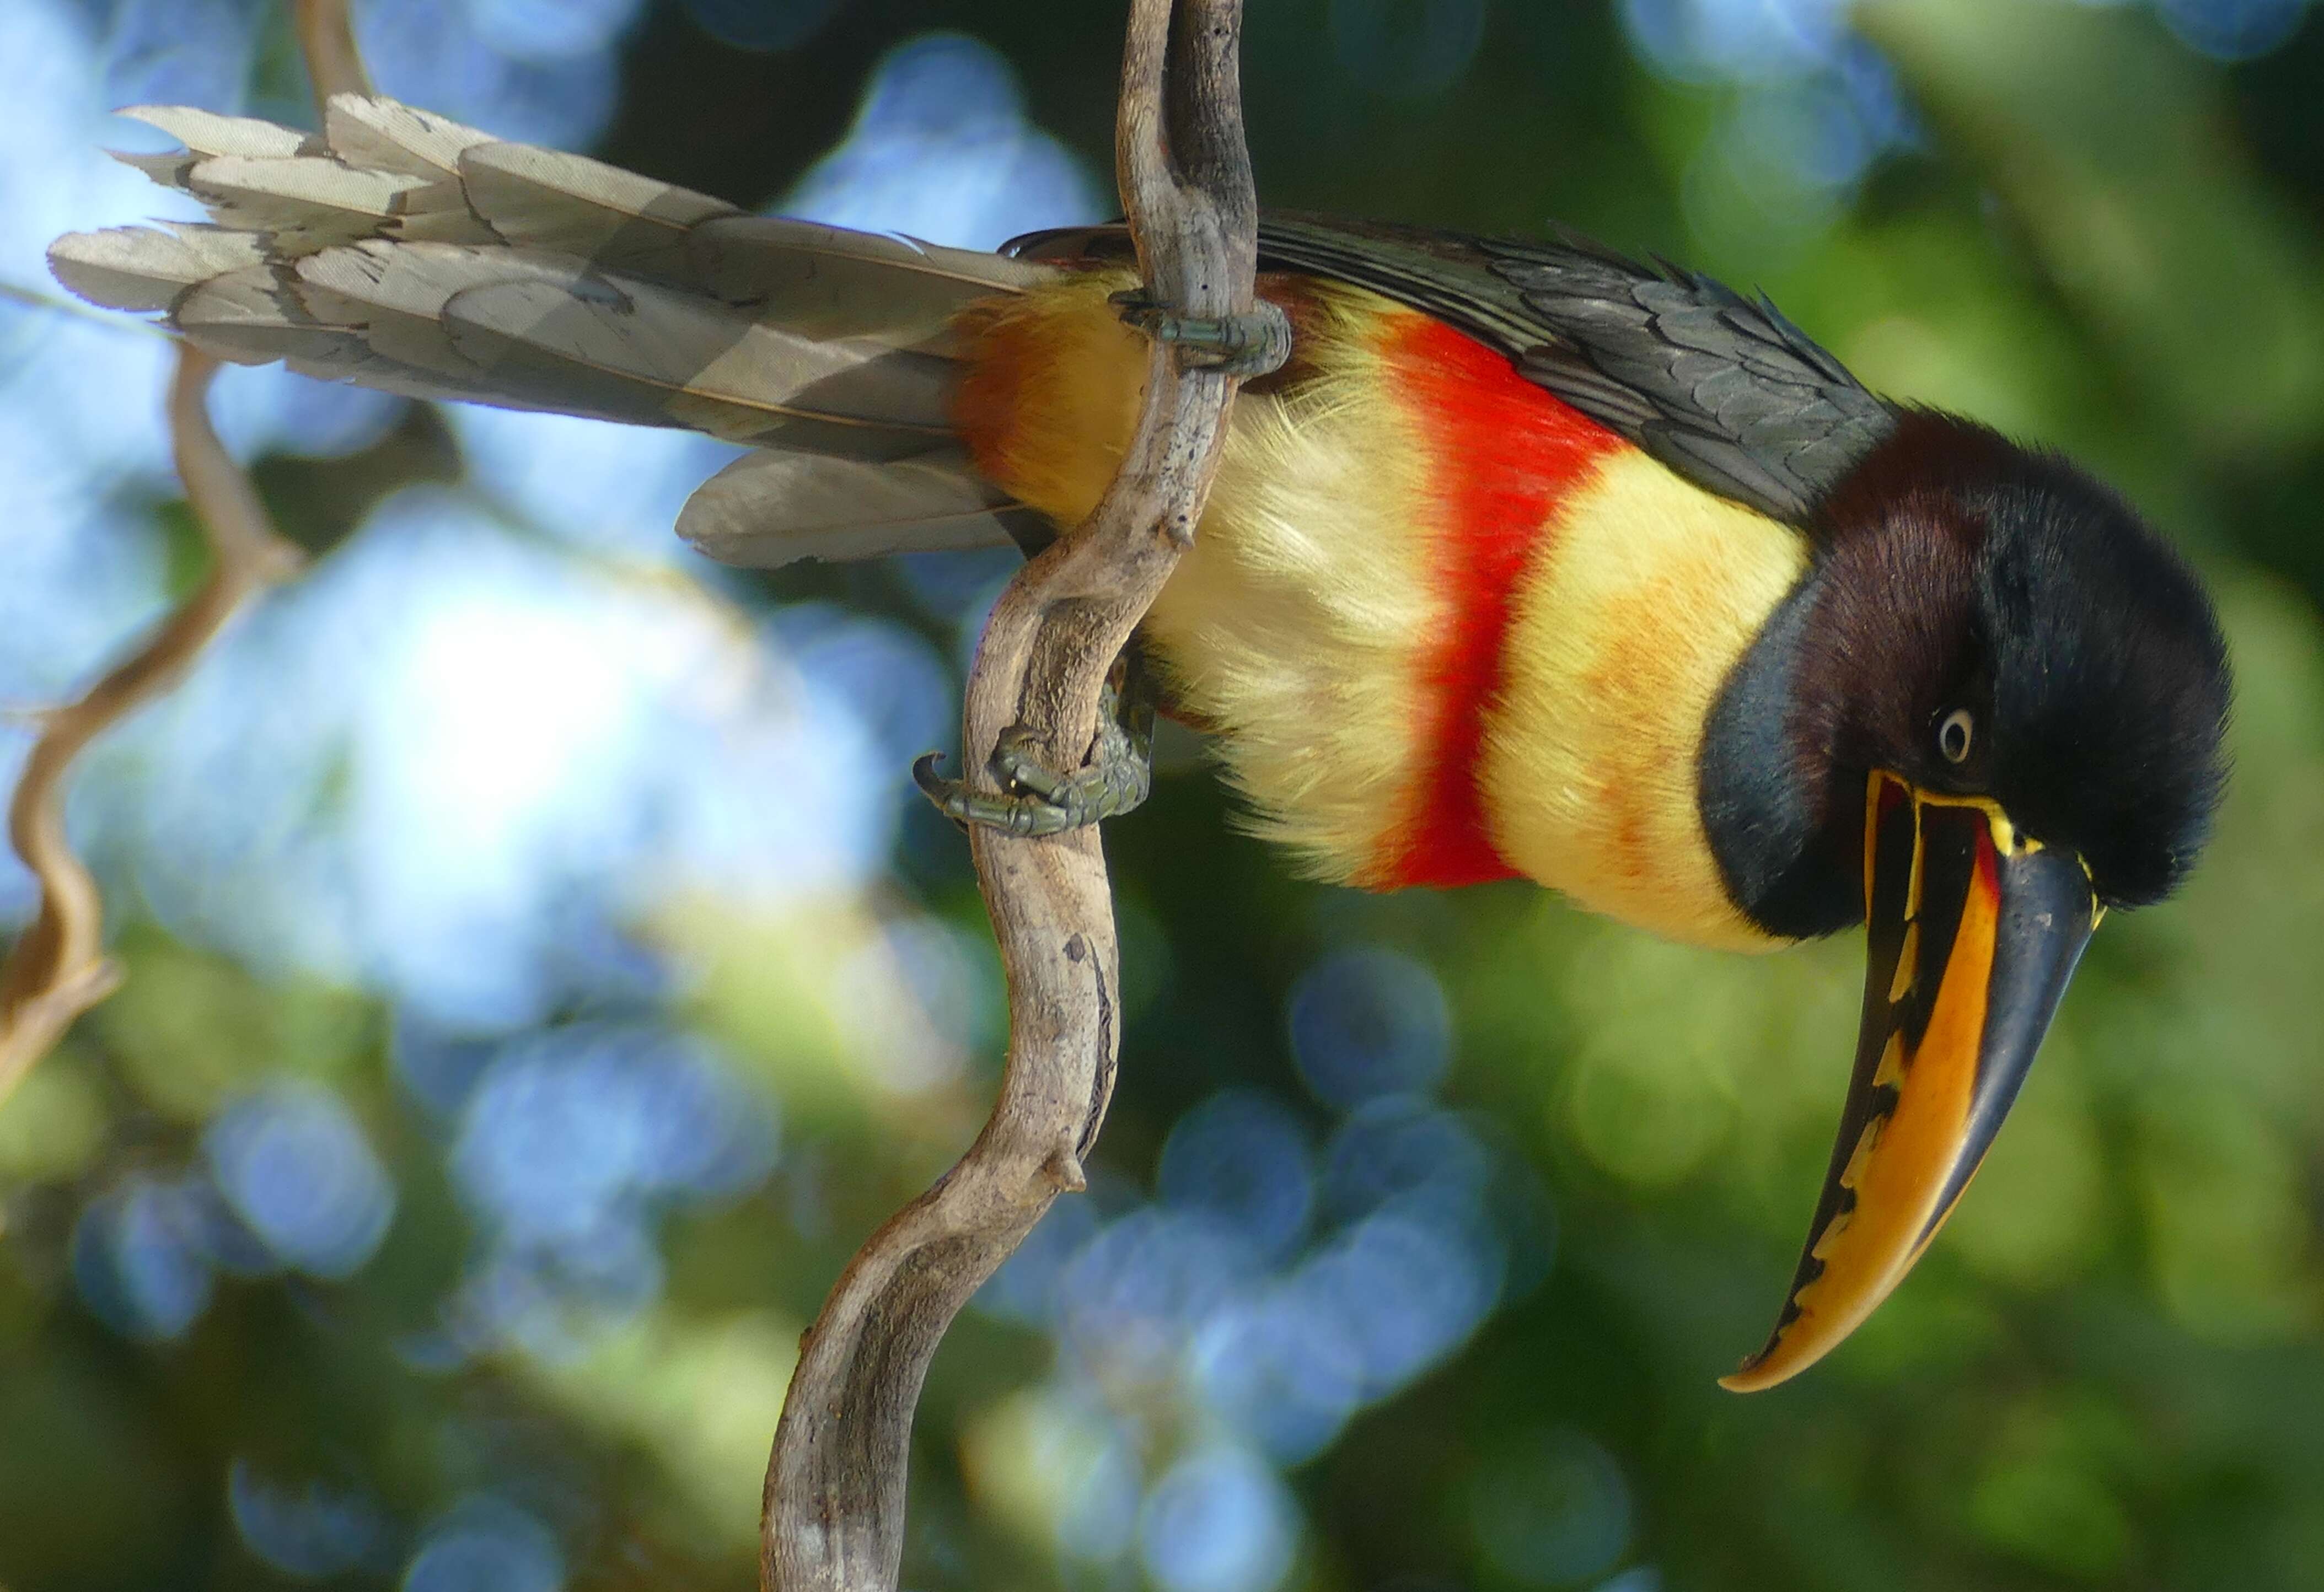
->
[[1372, 316, 1626, 890]]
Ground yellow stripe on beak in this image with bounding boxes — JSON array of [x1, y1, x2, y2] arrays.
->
[[1721, 771, 2097, 1392]]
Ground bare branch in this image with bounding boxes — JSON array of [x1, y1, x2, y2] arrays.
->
[[759, 3, 1269, 1588], [0, 348, 303, 1105], [0, 0, 358, 1115], [292, 0, 374, 106]]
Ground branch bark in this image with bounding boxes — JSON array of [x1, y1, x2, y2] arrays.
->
[[292, 0, 374, 103], [760, 2, 1268, 1588]]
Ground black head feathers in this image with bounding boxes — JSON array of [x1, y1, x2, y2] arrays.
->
[[1962, 436, 2231, 906], [1703, 410, 2231, 934], [1813, 411, 2231, 909]]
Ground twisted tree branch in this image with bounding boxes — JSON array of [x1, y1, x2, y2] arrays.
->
[[0, 351, 304, 1104], [760, 2, 1268, 1588], [0, 1, 354, 1114]]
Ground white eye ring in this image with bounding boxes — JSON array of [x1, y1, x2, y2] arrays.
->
[[1938, 708, 1975, 763]]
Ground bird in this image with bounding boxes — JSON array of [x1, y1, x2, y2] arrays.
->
[[49, 95, 2232, 1390]]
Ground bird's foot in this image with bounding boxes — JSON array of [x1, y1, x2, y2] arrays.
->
[[1110, 288, 1291, 379], [914, 664, 1156, 838]]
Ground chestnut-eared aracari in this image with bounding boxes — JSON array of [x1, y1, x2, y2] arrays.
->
[[50, 98, 2231, 1389]]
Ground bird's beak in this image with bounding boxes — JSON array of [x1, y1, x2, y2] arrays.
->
[[1721, 769, 2098, 1392]]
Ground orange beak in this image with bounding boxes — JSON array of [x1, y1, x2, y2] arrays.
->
[[1722, 770, 2098, 1392]]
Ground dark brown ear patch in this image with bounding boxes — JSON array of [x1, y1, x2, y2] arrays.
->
[[1801, 444, 1987, 770]]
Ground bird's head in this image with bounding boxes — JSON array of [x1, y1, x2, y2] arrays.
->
[[1703, 411, 2231, 1390]]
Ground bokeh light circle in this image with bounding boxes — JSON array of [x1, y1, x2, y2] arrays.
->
[[1286, 946, 1452, 1107]]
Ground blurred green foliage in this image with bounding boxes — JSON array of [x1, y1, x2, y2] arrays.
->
[[6, 2, 2324, 1590]]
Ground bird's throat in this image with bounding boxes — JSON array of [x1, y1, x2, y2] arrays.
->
[[1698, 563, 1865, 940]]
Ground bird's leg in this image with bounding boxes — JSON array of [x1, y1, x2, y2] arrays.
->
[[1110, 287, 1291, 379], [915, 644, 1158, 837]]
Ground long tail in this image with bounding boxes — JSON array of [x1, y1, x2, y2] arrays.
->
[[49, 95, 1058, 564]]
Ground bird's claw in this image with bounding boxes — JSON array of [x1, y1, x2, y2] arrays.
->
[[1110, 288, 1291, 379], [914, 684, 1155, 839], [914, 750, 1081, 838]]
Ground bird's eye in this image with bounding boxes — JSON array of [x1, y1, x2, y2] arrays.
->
[[1937, 708, 1974, 764]]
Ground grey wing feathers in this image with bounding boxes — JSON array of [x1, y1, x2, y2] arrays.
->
[[51, 93, 1059, 566], [1249, 216, 1896, 524]]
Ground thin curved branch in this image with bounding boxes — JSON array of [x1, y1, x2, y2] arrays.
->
[[0, 349, 304, 1102], [292, 0, 375, 103], [0, 0, 359, 1105], [759, 2, 1268, 1589], [0, 278, 173, 334]]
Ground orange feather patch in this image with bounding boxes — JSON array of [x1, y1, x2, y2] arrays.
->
[[1375, 316, 1627, 890]]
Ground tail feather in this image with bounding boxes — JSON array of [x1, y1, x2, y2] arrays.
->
[[295, 241, 593, 382], [103, 104, 318, 195], [685, 214, 1050, 345], [116, 103, 315, 166], [185, 155, 439, 255], [49, 92, 1066, 566], [48, 223, 265, 313], [435, 271, 961, 449], [677, 448, 1035, 565], [320, 95, 489, 181], [457, 139, 738, 279], [175, 267, 405, 383]]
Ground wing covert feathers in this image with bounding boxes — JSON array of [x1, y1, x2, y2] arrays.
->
[[1252, 216, 1894, 523]]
